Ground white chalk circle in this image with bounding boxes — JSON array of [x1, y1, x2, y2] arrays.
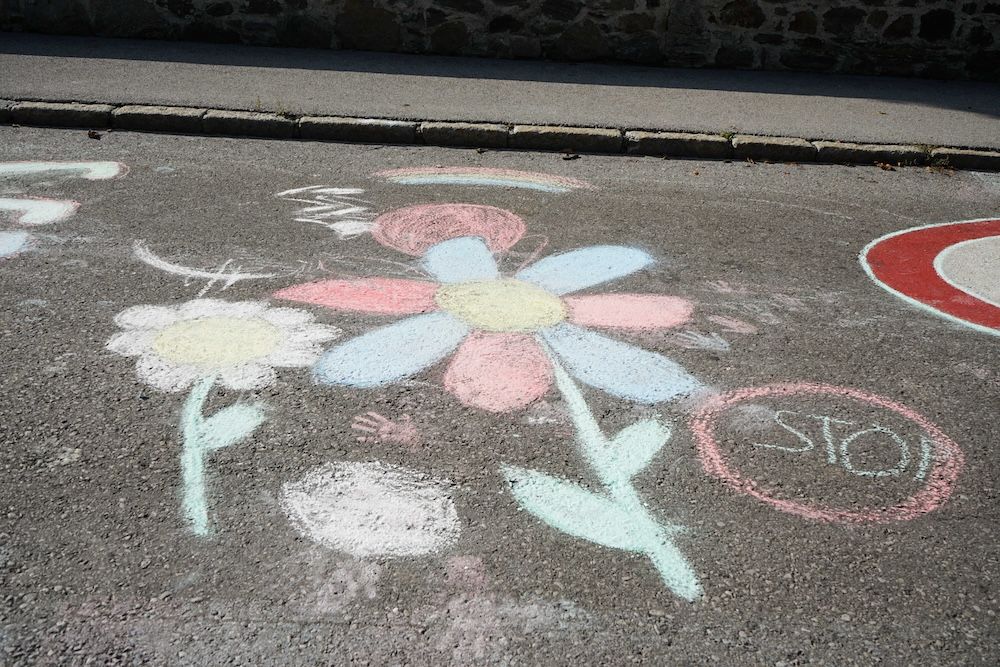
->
[[282, 461, 461, 557]]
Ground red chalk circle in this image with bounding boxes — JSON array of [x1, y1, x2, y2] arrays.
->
[[372, 203, 526, 256], [689, 383, 965, 524]]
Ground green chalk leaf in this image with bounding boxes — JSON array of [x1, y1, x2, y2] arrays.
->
[[608, 418, 672, 479], [504, 465, 643, 552], [199, 402, 266, 451]]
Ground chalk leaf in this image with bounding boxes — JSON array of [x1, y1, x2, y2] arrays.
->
[[608, 418, 671, 479], [200, 402, 266, 451], [504, 465, 642, 552]]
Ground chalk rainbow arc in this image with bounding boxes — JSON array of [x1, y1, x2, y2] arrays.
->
[[374, 167, 594, 193]]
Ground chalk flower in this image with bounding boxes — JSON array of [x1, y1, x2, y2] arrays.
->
[[276, 233, 700, 412], [107, 299, 341, 392]]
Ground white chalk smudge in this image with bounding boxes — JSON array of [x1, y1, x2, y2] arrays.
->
[[282, 461, 461, 557]]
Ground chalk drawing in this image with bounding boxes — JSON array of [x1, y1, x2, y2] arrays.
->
[[374, 167, 595, 193], [107, 299, 340, 534], [276, 206, 706, 598], [672, 330, 731, 352], [275, 185, 376, 238], [0, 160, 126, 259], [351, 411, 420, 448], [276, 231, 699, 413], [860, 217, 1000, 336], [0, 231, 32, 259], [372, 203, 528, 256], [690, 383, 965, 523], [133, 240, 284, 295], [706, 315, 759, 335], [505, 352, 701, 600], [281, 461, 461, 557], [754, 409, 934, 479], [0, 160, 127, 180], [0, 197, 80, 226]]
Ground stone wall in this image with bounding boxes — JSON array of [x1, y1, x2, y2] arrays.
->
[[2, 1, 998, 80]]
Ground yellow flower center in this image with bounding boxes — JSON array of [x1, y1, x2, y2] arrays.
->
[[153, 317, 282, 367], [435, 279, 566, 332]]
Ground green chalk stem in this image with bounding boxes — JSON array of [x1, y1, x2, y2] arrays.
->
[[516, 350, 702, 601], [181, 376, 216, 535], [179, 375, 266, 536]]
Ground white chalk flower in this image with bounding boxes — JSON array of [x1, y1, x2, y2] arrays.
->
[[282, 461, 462, 557], [107, 299, 341, 392]]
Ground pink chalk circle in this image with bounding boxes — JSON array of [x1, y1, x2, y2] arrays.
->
[[372, 203, 526, 256], [689, 383, 965, 524]]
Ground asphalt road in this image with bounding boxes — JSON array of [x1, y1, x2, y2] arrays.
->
[[1, 126, 998, 665], [3, 33, 1000, 149]]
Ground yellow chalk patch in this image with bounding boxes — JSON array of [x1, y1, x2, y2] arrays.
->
[[153, 317, 281, 366], [436, 279, 566, 332]]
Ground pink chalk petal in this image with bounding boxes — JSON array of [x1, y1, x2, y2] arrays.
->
[[444, 333, 552, 412], [274, 278, 439, 315], [564, 294, 693, 330]]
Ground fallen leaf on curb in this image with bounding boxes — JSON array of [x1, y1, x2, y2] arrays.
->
[[875, 162, 896, 171], [87, 130, 102, 140]]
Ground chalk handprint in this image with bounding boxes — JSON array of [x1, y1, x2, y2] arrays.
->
[[351, 411, 420, 449]]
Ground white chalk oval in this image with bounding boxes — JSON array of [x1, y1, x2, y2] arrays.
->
[[282, 461, 461, 557]]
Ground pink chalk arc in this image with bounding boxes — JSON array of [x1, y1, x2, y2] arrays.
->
[[688, 383, 965, 524]]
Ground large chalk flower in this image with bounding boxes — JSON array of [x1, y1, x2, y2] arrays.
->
[[108, 299, 341, 392], [276, 235, 700, 412]]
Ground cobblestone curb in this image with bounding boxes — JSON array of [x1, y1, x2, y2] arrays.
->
[[4, 100, 1000, 171]]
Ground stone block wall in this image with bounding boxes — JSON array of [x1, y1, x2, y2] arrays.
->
[[2, 1, 998, 80]]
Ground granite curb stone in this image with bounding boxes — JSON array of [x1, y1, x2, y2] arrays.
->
[[420, 121, 508, 148], [814, 140, 928, 165], [12, 101, 114, 128], [112, 105, 206, 133], [510, 125, 623, 153], [2, 98, 999, 171], [300, 116, 417, 143], [732, 135, 818, 162], [626, 131, 732, 158], [203, 109, 296, 138], [931, 147, 1000, 171]]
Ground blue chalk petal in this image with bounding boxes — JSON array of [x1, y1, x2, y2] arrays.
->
[[420, 236, 498, 283], [516, 245, 655, 295], [540, 324, 700, 403], [314, 312, 469, 388], [0, 231, 32, 258]]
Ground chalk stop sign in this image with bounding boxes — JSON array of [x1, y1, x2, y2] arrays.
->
[[689, 383, 965, 524]]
